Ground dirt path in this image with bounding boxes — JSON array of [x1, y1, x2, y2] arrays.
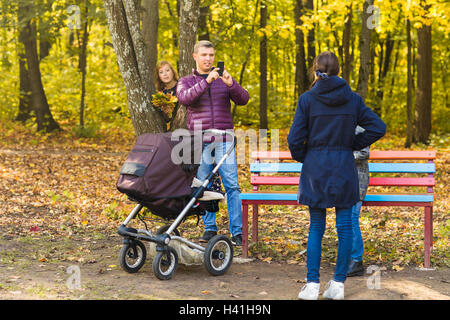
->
[[0, 233, 448, 300]]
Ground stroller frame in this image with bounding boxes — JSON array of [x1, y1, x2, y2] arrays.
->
[[117, 129, 236, 279]]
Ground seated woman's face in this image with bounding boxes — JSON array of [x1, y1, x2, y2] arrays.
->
[[158, 65, 174, 84]]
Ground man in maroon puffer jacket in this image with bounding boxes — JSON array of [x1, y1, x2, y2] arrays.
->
[[177, 40, 249, 245]]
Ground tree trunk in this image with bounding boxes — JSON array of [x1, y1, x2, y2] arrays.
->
[[171, 0, 200, 130], [37, 0, 52, 61], [163, 0, 179, 69], [142, 0, 159, 85], [78, 0, 90, 128], [294, 0, 308, 100], [357, 0, 373, 100], [405, 19, 414, 147], [232, 0, 260, 119], [103, 0, 165, 135], [259, 0, 268, 130], [16, 55, 33, 122], [415, 2, 432, 144], [198, 5, 210, 41], [342, 3, 352, 83], [374, 35, 394, 114], [16, 6, 32, 123], [20, 0, 60, 132], [305, 0, 315, 69]]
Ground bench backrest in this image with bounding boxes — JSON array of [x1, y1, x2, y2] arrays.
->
[[249, 150, 436, 194]]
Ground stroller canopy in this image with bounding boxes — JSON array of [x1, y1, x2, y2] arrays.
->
[[117, 132, 202, 201]]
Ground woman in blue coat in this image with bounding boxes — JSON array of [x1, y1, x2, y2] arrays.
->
[[288, 51, 386, 300]]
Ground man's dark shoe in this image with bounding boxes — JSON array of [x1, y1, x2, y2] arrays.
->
[[231, 234, 242, 246], [199, 231, 217, 243], [347, 260, 364, 277]]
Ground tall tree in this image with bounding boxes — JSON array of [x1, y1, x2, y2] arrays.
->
[[415, 0, 432, 144], [142, 0, 159, 86], [259, 0, 268, 130], [342, 3, 353, 83], [405, 18, 414, 147], [103, 0, 165, 135], [20, 0, 60, 132], [171, 0, 200, 130], [294, 0, 308, 99], [16, 5, 32, 123], [232, 0, 260, 119], [77, 0, 91, 128], [305, 0, 315, 69], [357, 0, 373, 100], [198, 4, 210, 41]]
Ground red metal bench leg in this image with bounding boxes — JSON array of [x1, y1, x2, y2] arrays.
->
[[424, 206, 433, 268], [242, 203, 249, 258], [252, 204, 259, 243]]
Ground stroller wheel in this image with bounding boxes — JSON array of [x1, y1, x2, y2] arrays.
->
[[204, 235, 233, 276], [119, 240, 147, 273], [152, 246, 178, 280]]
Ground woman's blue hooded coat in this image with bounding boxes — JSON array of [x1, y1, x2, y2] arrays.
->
[[287, 76, 386, 208]]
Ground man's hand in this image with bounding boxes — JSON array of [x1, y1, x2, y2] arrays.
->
[[221, 70, 233, 87], [206, 68, 220, 84]]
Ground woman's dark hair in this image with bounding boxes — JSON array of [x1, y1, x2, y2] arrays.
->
[[309, 51, 340, 89]]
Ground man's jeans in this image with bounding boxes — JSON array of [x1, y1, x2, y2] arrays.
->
[[196, 141, 242, 236], [351, 201, 364, 262], [306, 207, 353, 283]]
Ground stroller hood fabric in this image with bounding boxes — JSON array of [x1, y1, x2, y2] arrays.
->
[[117, 132, 201, 201]]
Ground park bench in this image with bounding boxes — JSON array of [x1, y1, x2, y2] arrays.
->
[[239, 150, 436, 268]]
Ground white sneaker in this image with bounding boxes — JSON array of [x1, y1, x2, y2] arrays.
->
[[298, 282, 320, 300], [322, 280, 345, 300]]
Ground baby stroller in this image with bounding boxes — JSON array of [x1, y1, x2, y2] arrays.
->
[[116, 129, 236, 280]]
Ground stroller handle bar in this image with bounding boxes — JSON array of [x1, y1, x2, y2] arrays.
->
[[165, 129, 236, 236]]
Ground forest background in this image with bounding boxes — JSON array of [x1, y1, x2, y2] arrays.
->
[[0, 0, 448, 270]]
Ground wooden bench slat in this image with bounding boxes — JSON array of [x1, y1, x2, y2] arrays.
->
[[369, 163, 435, 173], [250, 162, 435, 173], [251, 176, 299, 185], [250, 162, 302, 172], [240, 192, 434, 202], [369, 150, 436, 160], [251, 150, 437, 160], [251, 176, 435, 187], [369, 177, 435, 186], [251, 151, 293, 160]]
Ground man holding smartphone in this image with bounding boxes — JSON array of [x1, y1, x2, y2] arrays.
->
[[177, 40, 250, 245]]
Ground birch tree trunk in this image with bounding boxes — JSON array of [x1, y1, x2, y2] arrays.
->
[[103, 0, 165, 135]]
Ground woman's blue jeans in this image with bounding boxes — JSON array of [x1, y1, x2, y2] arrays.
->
[[196, 141, 242, 236], [306, 207, 353, 283], [351, 201, 364, 262]]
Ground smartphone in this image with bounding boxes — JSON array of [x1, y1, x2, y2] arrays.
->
[[217, 61, 224, 76]]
